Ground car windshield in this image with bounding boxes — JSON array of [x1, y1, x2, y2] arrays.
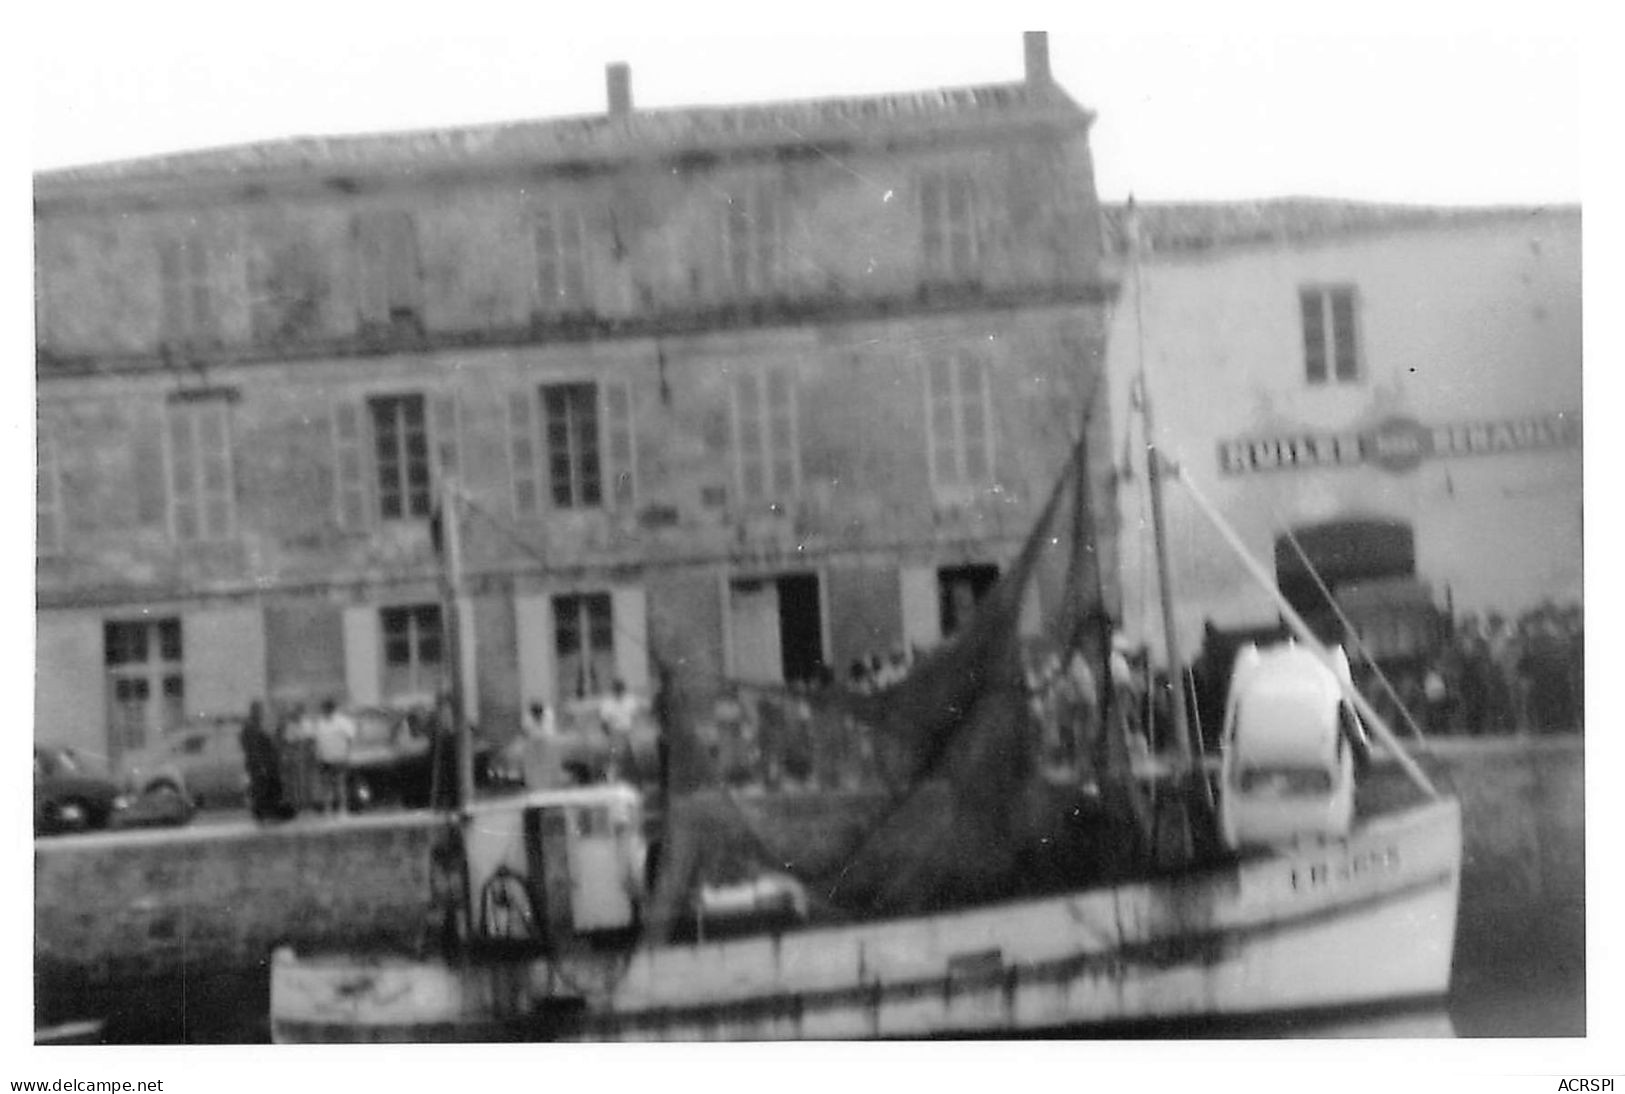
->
[[1236, 765, 1335, 797]]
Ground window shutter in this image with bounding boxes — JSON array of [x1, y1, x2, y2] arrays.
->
[[611, 585, 650, 696], [157, 237, 185, 344], [920, 175, 944, 272], [431, 391, 460, 487], [766, 368, 796, 497], [198, 402, 235, 539], [604, 381, 635, 506], [514, 592, 557, 709], [508, 388, 540, 518], [341, 605, 382, 707], [332, 400, 370, 529], [354, 215, 388, 324], [132, 417, 167, 528], [899, 565, 943, 650]]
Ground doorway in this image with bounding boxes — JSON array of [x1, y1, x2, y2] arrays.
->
[[937, 563, 1000, 638], [728, 572, 826, 685]]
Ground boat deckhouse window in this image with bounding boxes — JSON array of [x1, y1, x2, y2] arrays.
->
[[1300, 285, 1361, 385]]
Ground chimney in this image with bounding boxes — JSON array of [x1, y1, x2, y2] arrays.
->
[[606, 62, 633, 117], [1024, 31, 1051, 86]]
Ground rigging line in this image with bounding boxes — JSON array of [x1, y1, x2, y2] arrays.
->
[[1277, 524, 1431, 748], [1165, 456, 1440, 800]]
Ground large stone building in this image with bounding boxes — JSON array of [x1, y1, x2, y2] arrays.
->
[[1101, 201, 1582, 656], [34, 34, 1119, 761]]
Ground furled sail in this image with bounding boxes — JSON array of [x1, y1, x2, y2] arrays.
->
[[648, 436, 1145, 939]]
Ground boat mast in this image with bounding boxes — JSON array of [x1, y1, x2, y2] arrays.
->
[[439, 478, 476, 813], [1128, 198, 1209, 807]]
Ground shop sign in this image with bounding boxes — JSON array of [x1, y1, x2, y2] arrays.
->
[[1218, 412, 1581, 476]]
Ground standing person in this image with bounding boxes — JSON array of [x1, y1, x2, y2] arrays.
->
[[240, 700, 286, 822], [599, 678, 643, 782], [314, 699, 357, 815]]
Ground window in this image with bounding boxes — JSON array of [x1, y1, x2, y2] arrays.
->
[[381, 604, 444, 700], [725, 183, 785, 295], [1300, 286, 1361, 384], [157, 229, 216, 345], [356, 210, 423, 328], [105, 618, 185, 755], [535, 208, 589, 310], [925, 352, 993, 489], [508, 381, 634, 516], [732, 368, 798, 504], [369, 394, 432, 520], [920, 171, 979, 280], [37, 418, 63, 555], [554, 592, 614, 700], [165, 399, 235, 542]]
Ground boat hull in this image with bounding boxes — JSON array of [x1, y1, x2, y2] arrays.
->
[[271, 798, 1460, 1042]]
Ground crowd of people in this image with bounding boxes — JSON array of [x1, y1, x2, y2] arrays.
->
[[1397, 602, 1584, 737]]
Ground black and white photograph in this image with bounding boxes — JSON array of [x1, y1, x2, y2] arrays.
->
[[16, 4, 1606, 1085]]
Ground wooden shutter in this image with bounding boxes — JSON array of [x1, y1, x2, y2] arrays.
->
[[508, 388, 540, 518], [603, 381, 635, 507], [432, 391, 461, 487], [342, 605, 382, 706], [198, 402, 235, 539], [514, 592, 557, 710], [332, 400, 370, 529], [157, 236, 185, 344], [920, 174, 944, 273], [611, 585, 650, 695], [354, 214, 388, 325], [899, 565, 943, 651]]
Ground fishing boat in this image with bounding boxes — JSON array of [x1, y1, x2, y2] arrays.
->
[[268, 212, 1461, 1043]]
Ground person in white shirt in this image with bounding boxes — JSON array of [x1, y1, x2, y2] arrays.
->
[[313, 699, 357, 815], [599, 679, 643, 781]]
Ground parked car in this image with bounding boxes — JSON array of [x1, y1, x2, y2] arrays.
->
[[119, 716, 249, 811], [34, 745, 126, 835]]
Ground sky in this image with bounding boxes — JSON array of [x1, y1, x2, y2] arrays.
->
[[27, 5, 1584, 208]]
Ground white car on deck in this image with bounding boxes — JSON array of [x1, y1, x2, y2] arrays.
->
[[1218, 642, 1368, 852]]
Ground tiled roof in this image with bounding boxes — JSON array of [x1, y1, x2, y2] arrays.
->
[[1101, 198, 1579, 255], [36, 80, 1086, 192]]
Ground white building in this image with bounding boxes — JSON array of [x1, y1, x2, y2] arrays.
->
[[1103, 201, 1582, 656]]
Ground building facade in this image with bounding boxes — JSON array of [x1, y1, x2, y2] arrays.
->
[[34, 35, 1120, 761], [1102, 202, 1582, 655]]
